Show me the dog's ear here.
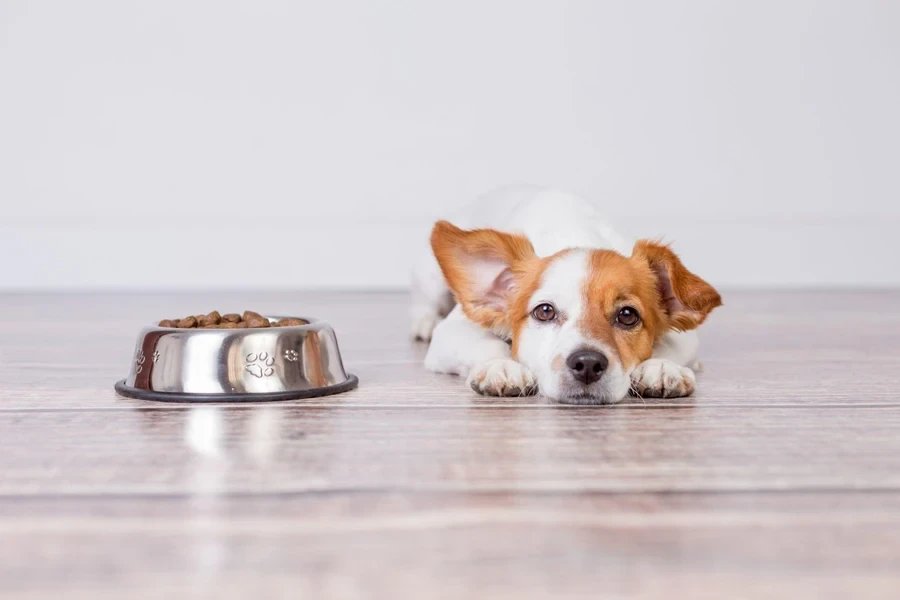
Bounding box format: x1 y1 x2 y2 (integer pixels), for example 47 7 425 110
430 220 537 333
632 240 722 331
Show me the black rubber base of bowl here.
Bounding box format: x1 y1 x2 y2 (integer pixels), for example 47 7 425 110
114 375 359 403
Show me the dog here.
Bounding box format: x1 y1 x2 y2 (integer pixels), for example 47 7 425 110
411 185 722 404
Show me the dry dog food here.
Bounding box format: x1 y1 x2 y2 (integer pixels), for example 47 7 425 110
159 311 307 329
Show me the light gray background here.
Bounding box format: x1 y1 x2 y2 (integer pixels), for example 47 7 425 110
1 0 898 289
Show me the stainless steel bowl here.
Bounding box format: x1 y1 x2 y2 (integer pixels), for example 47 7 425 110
115 316 358 402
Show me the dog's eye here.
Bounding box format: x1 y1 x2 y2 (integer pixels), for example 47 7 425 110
616 306 640 327
532 303 557 322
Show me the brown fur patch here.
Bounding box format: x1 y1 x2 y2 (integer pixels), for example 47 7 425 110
579 250 666 371
631 240 723 331
577 243 720 371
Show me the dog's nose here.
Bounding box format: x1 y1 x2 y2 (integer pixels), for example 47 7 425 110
566 350 608 385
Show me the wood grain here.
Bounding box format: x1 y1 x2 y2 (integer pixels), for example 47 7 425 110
0 290 899 599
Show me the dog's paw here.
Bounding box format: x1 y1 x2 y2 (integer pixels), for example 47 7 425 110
467 359 538 397
410 309 444 342
631 359 695 398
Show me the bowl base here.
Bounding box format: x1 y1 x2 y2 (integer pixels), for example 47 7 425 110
114 375 358 403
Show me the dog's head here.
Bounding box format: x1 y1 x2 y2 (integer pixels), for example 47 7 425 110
431 221 722 403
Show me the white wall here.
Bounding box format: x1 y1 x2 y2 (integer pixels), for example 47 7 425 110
1 0 898 289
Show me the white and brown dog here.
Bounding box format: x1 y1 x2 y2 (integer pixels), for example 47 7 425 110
411 185 722 404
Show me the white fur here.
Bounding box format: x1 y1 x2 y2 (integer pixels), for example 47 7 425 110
410 251 454 341
423 305 511 378
416 185 701 403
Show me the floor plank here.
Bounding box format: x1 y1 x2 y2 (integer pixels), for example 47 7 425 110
1 290 899 598
1 406 899 495
3 492 900 600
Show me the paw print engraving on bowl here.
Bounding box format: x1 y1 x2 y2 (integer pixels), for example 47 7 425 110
134 351 146 374
284 349 300 362
245 352 275 378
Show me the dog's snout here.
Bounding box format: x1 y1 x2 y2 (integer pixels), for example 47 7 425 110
566 350 608 385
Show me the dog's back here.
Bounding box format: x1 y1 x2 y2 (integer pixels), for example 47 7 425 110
444 185 632 256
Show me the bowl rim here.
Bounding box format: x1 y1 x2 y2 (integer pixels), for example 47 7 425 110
151 315 320 331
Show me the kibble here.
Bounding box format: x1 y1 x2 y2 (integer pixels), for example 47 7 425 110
197 310 222 327
275 318 306 327
159 311 307 329
242 310 263 323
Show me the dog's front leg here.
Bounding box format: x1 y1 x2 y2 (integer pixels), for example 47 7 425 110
424 306 537 397
631 330 700 398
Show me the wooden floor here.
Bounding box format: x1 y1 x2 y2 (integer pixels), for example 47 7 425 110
1 291 899 599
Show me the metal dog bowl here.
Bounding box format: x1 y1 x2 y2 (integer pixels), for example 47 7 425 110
115 316 358 402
